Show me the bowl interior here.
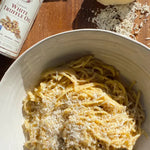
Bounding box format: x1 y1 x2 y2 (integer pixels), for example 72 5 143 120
0 30 150 150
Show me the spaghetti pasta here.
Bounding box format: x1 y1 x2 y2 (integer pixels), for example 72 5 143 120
23 55 145 150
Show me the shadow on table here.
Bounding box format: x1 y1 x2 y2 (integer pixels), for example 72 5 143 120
72 0 106 29
44 0 67 2
0 54 14 80
72 0 133 32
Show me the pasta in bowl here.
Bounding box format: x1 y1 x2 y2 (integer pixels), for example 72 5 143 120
0 29 150 150
23 55 145 150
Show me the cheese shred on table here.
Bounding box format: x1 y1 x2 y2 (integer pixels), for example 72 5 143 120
23 56 145 150
90 1 150 39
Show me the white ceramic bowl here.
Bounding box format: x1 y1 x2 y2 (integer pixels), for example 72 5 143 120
0 29 150 150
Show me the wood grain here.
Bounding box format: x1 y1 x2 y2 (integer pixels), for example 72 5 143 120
21 0 84 54
0 0 150 80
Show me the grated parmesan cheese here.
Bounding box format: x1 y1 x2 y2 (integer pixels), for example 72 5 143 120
89 2 150 39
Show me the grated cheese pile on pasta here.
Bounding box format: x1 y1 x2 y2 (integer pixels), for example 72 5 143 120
23 56 145 150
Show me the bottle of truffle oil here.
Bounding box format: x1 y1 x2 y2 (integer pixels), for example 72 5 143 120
0 0 43 58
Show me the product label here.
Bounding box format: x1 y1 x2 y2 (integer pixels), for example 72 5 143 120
0 0 43 58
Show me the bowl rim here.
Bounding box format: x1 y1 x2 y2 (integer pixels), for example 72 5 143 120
1 29 150 82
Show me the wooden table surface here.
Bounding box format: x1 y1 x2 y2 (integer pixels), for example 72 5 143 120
0 0 150 80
